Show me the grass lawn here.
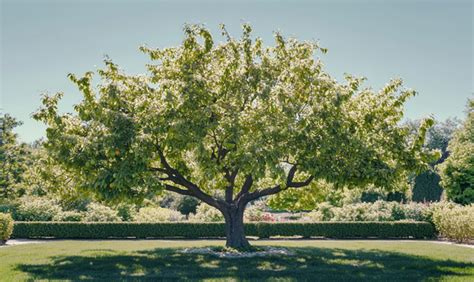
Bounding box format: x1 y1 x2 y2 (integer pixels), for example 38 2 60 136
0 240 473 281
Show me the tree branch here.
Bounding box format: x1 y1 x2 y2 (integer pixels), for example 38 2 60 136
164 184 192 196
154 145 227 211
150 167 169 174
244 166 314 202
286 165 297 187
235 174 253 201
287 175 314 188
224 168 238 203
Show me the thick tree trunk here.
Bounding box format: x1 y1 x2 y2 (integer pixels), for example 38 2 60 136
222 205 250 249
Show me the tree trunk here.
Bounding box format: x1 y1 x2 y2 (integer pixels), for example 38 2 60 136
223 205 250 249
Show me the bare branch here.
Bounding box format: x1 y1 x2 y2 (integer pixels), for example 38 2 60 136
244 167 314 203
235 174 253 202
164 184 192 196
224 168 238 203
286 165 297 187
245 184 282 202
288 175 314 188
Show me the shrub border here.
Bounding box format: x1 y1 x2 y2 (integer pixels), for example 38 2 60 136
12 221 435 239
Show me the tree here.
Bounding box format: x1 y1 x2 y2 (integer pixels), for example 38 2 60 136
159 192 200 216
19 144 94 210
408 118 460 202
438 99 474 204
0 113 31 199
34 24 436 248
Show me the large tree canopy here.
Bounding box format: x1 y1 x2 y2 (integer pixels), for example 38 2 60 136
34 24 436 248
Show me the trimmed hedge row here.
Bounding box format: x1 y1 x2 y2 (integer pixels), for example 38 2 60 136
12 221 435 239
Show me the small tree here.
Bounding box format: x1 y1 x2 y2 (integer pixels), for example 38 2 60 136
34 24 436 248
438 99 474 204
0 113 31 199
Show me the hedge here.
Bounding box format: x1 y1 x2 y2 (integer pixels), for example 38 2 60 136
12 221 435 239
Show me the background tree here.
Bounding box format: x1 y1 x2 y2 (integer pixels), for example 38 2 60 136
0 113 31 199
34 24 436 248
408 118 460 202
438 99 474 204
19 143 94 210
159 193 200 216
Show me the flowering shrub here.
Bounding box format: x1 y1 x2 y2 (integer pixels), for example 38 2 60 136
189 203 223 222
244 205 276 222
223 200 275 222
431 203 474 243
305 201 431 222
0 213 14 244
82 203 121 222
133 207 184 222
244 203 265 222
261 213 276 222
14 197 62 221
53 211 83 222
116 204 137 221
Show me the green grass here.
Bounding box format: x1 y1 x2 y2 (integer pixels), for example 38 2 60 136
0 240 473 281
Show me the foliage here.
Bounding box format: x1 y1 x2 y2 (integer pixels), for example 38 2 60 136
269 180 410 211
386 191 407 202
189 203 224 222
133 207 184 222
11 221 434 239
116 203 137 221
13 196 62 221
406 118 461 162
0 113 32 199
412 170 443 202
174 196 200 215
360 188 386 203
32 24 437 247
0 213 14 243
52 211 83 222
438 99 474 204
268 180 337 211
33 24 436 207
82 203 121 222
159 192 200 215
0 200 17 214
431 203 474 243
20 144 94 210
407 118 461 203
305 201 431 222
244 201 275 222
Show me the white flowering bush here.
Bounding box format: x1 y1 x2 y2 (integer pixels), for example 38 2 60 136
133 207 184 222
189 203 224 222
14 197 62 221
305 201 432 222
334 202 392 221
305 202 335 221
431 203 474 243
82 203 121 222
53 211 84 222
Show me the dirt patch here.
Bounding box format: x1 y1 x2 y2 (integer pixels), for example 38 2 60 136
180 246 295 258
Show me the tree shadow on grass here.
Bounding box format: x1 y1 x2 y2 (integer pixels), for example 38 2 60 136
16 247 474 281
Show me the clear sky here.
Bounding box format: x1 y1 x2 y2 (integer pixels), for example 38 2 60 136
1 0 473 143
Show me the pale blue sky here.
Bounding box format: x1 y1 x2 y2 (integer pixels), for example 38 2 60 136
1 0 473 143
